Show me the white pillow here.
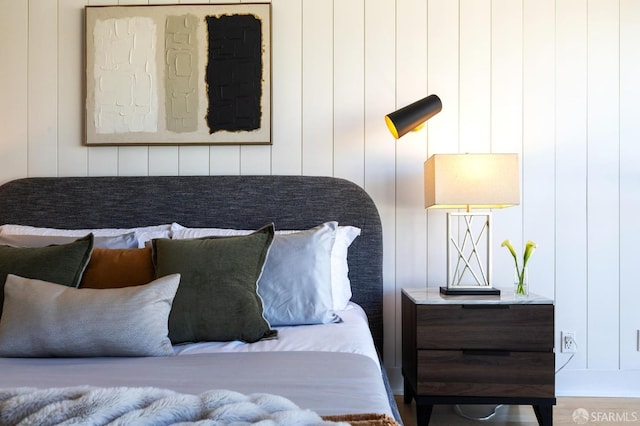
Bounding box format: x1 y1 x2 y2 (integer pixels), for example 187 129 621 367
171 222 360 310
0 224 171 248
330 225 360 309
0 232 138 249
260 222 339 325
0 274 180 357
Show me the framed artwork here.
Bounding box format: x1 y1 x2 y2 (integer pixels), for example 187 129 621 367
85 3 271 145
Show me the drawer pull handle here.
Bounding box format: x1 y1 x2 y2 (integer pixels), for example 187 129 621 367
462 350 511 357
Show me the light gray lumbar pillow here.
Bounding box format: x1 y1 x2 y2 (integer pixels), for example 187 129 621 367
0 273 181 357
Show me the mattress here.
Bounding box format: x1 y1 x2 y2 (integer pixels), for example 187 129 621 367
0 303 393 418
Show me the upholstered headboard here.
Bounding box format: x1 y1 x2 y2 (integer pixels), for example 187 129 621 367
0 176 384 351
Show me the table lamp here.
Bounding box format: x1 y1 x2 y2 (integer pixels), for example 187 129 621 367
424 153 520 295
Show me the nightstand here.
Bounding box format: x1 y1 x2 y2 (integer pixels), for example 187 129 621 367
401 288 555 426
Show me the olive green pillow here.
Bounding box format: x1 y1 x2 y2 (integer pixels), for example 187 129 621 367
0 234 94 319
152 224 275 344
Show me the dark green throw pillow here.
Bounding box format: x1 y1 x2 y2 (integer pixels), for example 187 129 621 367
152 224 275 344
0 234 94 319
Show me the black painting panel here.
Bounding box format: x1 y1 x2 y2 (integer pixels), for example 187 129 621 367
206 14 262 133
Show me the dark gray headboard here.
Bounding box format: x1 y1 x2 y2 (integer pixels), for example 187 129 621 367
0 176 384 351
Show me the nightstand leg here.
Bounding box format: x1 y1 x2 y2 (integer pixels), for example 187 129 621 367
533 404 553 426
403 378 413 404
415 403 433 426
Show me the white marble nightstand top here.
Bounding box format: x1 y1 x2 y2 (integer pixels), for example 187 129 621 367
402 287 554 305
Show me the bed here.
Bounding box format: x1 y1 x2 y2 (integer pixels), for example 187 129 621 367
0 175 401 425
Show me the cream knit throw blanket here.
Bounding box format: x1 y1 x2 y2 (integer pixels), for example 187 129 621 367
0 386 349 426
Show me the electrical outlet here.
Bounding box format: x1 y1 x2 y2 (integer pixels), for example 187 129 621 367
561 331 576 353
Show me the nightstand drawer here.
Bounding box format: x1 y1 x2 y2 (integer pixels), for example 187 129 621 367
416 349 555 398
416 304 554 351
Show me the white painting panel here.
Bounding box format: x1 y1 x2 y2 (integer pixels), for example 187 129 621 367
93 17 159 134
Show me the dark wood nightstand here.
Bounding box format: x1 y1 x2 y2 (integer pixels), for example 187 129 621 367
401 288 556 426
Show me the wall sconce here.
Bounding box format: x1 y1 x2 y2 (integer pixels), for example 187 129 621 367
385 94 442 139
424 153 520 295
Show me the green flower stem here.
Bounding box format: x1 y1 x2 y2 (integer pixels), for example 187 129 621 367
502 239 536 296
516 268 526 295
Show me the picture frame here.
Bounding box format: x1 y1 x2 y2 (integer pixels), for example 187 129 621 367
84 3 271 145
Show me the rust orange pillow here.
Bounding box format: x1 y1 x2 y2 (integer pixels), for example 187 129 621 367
80 247 155 289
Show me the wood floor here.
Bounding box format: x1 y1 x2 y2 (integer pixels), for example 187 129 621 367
395 396 640 426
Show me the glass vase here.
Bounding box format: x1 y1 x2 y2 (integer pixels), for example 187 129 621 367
514 267 529 297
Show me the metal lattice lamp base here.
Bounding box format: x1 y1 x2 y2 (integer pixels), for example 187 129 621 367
441 212 500 296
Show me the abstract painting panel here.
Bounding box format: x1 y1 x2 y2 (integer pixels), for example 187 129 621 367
85 4 271 145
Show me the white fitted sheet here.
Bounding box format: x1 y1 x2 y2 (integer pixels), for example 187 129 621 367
173 302 381 369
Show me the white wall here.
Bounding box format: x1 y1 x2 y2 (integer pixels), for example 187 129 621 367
1 0 639 397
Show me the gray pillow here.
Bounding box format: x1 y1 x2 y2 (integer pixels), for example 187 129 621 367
152 224 275 344
0 274 180 357
259 222 340 326
0 232 138 249
0 234 94 319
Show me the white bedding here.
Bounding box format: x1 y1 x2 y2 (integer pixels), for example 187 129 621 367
0 303 394 418
173 302 381 370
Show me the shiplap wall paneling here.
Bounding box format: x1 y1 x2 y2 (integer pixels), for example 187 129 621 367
149 146 179 175
364 0 396 365
459 0 490 153
88 147 117 177
490 0 524 289
59 0 89 176
6 4 28 178
179 146 210 175
151 0 209 176
271 0 302 175
522 0 556 299
301 0 333 177
86 0 120 176
209 146 239 175
0 2 28 182
173 0 214 176
238 0 272 176
119 147 150 176
394 0 428 369
333 0 365 187
239 146 271 175
455 0 492 284
620 0 640 370
586 0 620 370
555 0 588 370
170 0 213 176
28 0 58 177
115 1 152 177
426 0 459 289
156 0 241 175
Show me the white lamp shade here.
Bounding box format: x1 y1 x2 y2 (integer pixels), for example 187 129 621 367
424 153 520 209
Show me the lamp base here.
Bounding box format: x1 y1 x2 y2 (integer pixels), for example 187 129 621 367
439 286 501 296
